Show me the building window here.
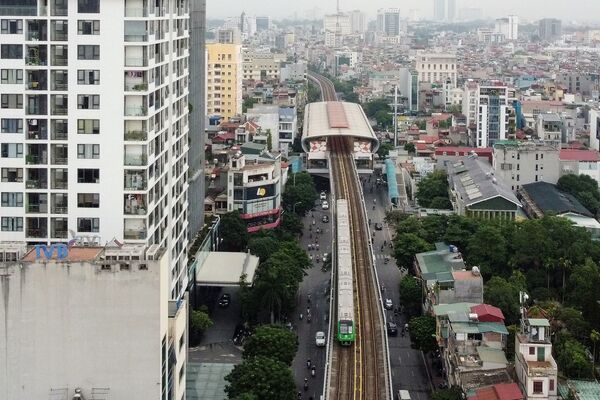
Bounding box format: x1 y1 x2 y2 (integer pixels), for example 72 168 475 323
1 94 23 109
77 193 99 208
533 381 543 394
77 94 100 109
1 192 23 207
1 217 23 231
1 143 23 158
1 44 22 59
549 379 554 391
77 69 99 85
1 168 23 182
78 0 100 13
77 144 100 159
78 20 100 35
1 118 23 133
1 69 23 84
1 19 23 34
77 119 99 134
77 45 100 60
529 347 535 355
77 168 99 183
77 217 99 232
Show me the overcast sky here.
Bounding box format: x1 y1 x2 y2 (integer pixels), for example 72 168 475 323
207 0 600 23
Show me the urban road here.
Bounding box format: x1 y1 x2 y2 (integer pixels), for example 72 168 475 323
291 180 431 400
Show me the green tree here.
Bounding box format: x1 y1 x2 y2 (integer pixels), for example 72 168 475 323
591 329 600 373
408 315 438 352
276 212 304 239
307 82 321 102
557 174 600 215
220 211 250 251
266 129 272 152
189 307 213 344
377 142 394 159
467 224 508 277
283 172 318 216
231 393 258 400
399 275 422 317
484 271 526 325
364 98 391 118
554 332 594 379
393 233 434 269
248 236 280 261
505 325 518 361
404 142 416 154
243 97 257 113
431 387 462 400
375 109 392 128
416 171 451 209
443 215 478 255
242 325 298 365
225 356 296 400
429 196 452 210
567 258 600 331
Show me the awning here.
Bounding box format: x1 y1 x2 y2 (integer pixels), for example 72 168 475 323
385 159 399 203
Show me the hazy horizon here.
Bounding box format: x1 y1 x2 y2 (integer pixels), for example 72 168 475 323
207 0 600 23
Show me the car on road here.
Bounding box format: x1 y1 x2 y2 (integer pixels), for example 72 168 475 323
323 253 329 262
386 322 398 336
315 331 326 347
375 222 383 230
322 215 329 223
384 298 393 310
218 293 231 307
320 191 327 200
397 390 411 400
321 200 329 210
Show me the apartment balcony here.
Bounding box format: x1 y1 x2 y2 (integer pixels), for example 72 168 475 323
124 0 149 17
26 20 47 41
125 82 149 92
51 205 67 214
124 33 148 42
26 70 48 90
26 95 48 115
26 199 48 214
51 104 68 116
26 217 48 238
124 153 147 166
51 218 68 239
51 172 68 190
26 144 48 165
26 120 48 140
50 1 68 16
50 54 67 67
50 145 68 165
124 170 147 190
26 168 48 189
125 105 148 117
124 194 147 215
125 57 148 67
124 219 147 240
124 130 147 141
25 44 48 66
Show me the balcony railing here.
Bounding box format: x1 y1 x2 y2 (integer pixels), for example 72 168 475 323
124 179 147 191
25 56 46 66
27 130 48 140
125 106 148 116
26 179 47 189
124 130 148 141
124 34 148 42
52 82 68 91
26 228 48 238
124 154 147 166
51 157 67 165
51 131 68 140
51 107 68 116
51 206 67 214
26 154 48 165
52 230 68 238
125 7 148 17
124 229 147 240
26 203 48 213
51 57 67 66
125 57 148 67
125 83 148 92
51 180 68 189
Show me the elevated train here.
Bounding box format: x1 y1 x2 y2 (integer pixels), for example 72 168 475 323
336 199 356 345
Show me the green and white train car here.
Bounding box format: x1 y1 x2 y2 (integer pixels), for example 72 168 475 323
336 199 356 345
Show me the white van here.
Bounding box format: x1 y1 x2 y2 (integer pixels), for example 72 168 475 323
397 390 410 400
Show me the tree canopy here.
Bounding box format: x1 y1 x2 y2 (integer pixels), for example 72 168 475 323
242 325 298 365
393 233 434 269
399 275 422 317
282 172 318 216
557 174 600 215
416 171 452 209
404 142 416 154
220 211 249 251
377 142 394 159
225 356 296 400
408 315 438 352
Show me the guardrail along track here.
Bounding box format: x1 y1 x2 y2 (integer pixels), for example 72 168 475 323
309 72 388 400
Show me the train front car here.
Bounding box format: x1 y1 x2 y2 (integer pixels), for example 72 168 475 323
336 199 356 345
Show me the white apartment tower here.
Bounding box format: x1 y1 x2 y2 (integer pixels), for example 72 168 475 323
415 53 457 86
376 8 401 37
495 15 519 40
0 0 191 299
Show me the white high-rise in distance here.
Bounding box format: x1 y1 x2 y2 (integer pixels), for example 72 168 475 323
0 0 191 300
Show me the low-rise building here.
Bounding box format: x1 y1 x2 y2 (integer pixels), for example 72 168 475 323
515 317 558 400
279 107 297 147
0 243 187 400
468 383 524 400
536 114 563 144
493 141 560 190
559 149 600 184
448 156 522 220
518 181 593 219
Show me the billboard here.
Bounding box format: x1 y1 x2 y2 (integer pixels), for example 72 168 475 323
245 184 276 200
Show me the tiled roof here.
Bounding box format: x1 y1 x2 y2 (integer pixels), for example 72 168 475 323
471 304 505 321
560 149 600 162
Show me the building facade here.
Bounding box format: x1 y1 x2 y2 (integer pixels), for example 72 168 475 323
348 10 366 34
376 8 401 37
470 84 516 148
433 0 456 22
495 15 519 40
242 50 280 82
206 42 242 120
415 53 457 86
492 141 560 190
0 243 187 400
0 0 190 299
323 13 350 47
539 18 562 41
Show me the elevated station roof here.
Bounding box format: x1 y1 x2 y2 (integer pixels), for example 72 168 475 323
302 101 379 153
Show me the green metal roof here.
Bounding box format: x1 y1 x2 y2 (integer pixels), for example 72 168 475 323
433 302 478 317
477 346 508 365
415 243 465 283
529 318 550 327
450 321 508 335
559 380 600 400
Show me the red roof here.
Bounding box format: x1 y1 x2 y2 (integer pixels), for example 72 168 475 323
560 149 600 162
419 134 439 144
471 304 505 322
434 146 493 155
212 132 235 143
468 383 523 400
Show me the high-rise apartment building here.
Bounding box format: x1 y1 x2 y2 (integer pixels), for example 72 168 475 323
349 10 366 33
323 13 351 47
255 16 271 32
495 15 519 40
463 83 516 147
206 42 242 120
415 53 457 86
539 18 562 41
0 0 191 299
376 8 400 36
433 0 456 22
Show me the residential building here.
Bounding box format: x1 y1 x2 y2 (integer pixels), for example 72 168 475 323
447 156 522 220
495 16 519 41
323 13 350 47
560 149 600 184
414 243 483 313
435 147 494 168
188 0 207 241
348 10 366 34
246 104 280 150
280 61 307 83
462 83 516 148
0 0 191 300
242 50 280 82
535 113 563 144
555 72 600 97
589 108 600 151
468 383 524 400
376 8 401 37
433 302 511 394
515 316 558 400
217 27 241 44
416 53 457 86
518 181 595 219
492 141 560 190
278 107 297 147
0 243 187 399
538 18 562 41
255 16 270 32
207 42 243 120
433 0 457 22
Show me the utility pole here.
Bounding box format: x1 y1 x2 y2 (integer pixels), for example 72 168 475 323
394 84 398 148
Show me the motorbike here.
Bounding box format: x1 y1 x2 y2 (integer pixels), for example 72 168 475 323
311 366 316 377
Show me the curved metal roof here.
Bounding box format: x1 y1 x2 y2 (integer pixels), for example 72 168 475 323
302 101 379 153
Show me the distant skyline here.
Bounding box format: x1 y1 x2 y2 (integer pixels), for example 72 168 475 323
207 0 600 23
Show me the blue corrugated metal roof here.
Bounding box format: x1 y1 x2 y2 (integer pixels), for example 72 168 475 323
385 159 399 200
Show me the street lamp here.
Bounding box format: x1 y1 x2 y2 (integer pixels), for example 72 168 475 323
292 201 302 214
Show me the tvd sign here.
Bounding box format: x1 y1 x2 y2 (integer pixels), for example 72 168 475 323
245 184 275 200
